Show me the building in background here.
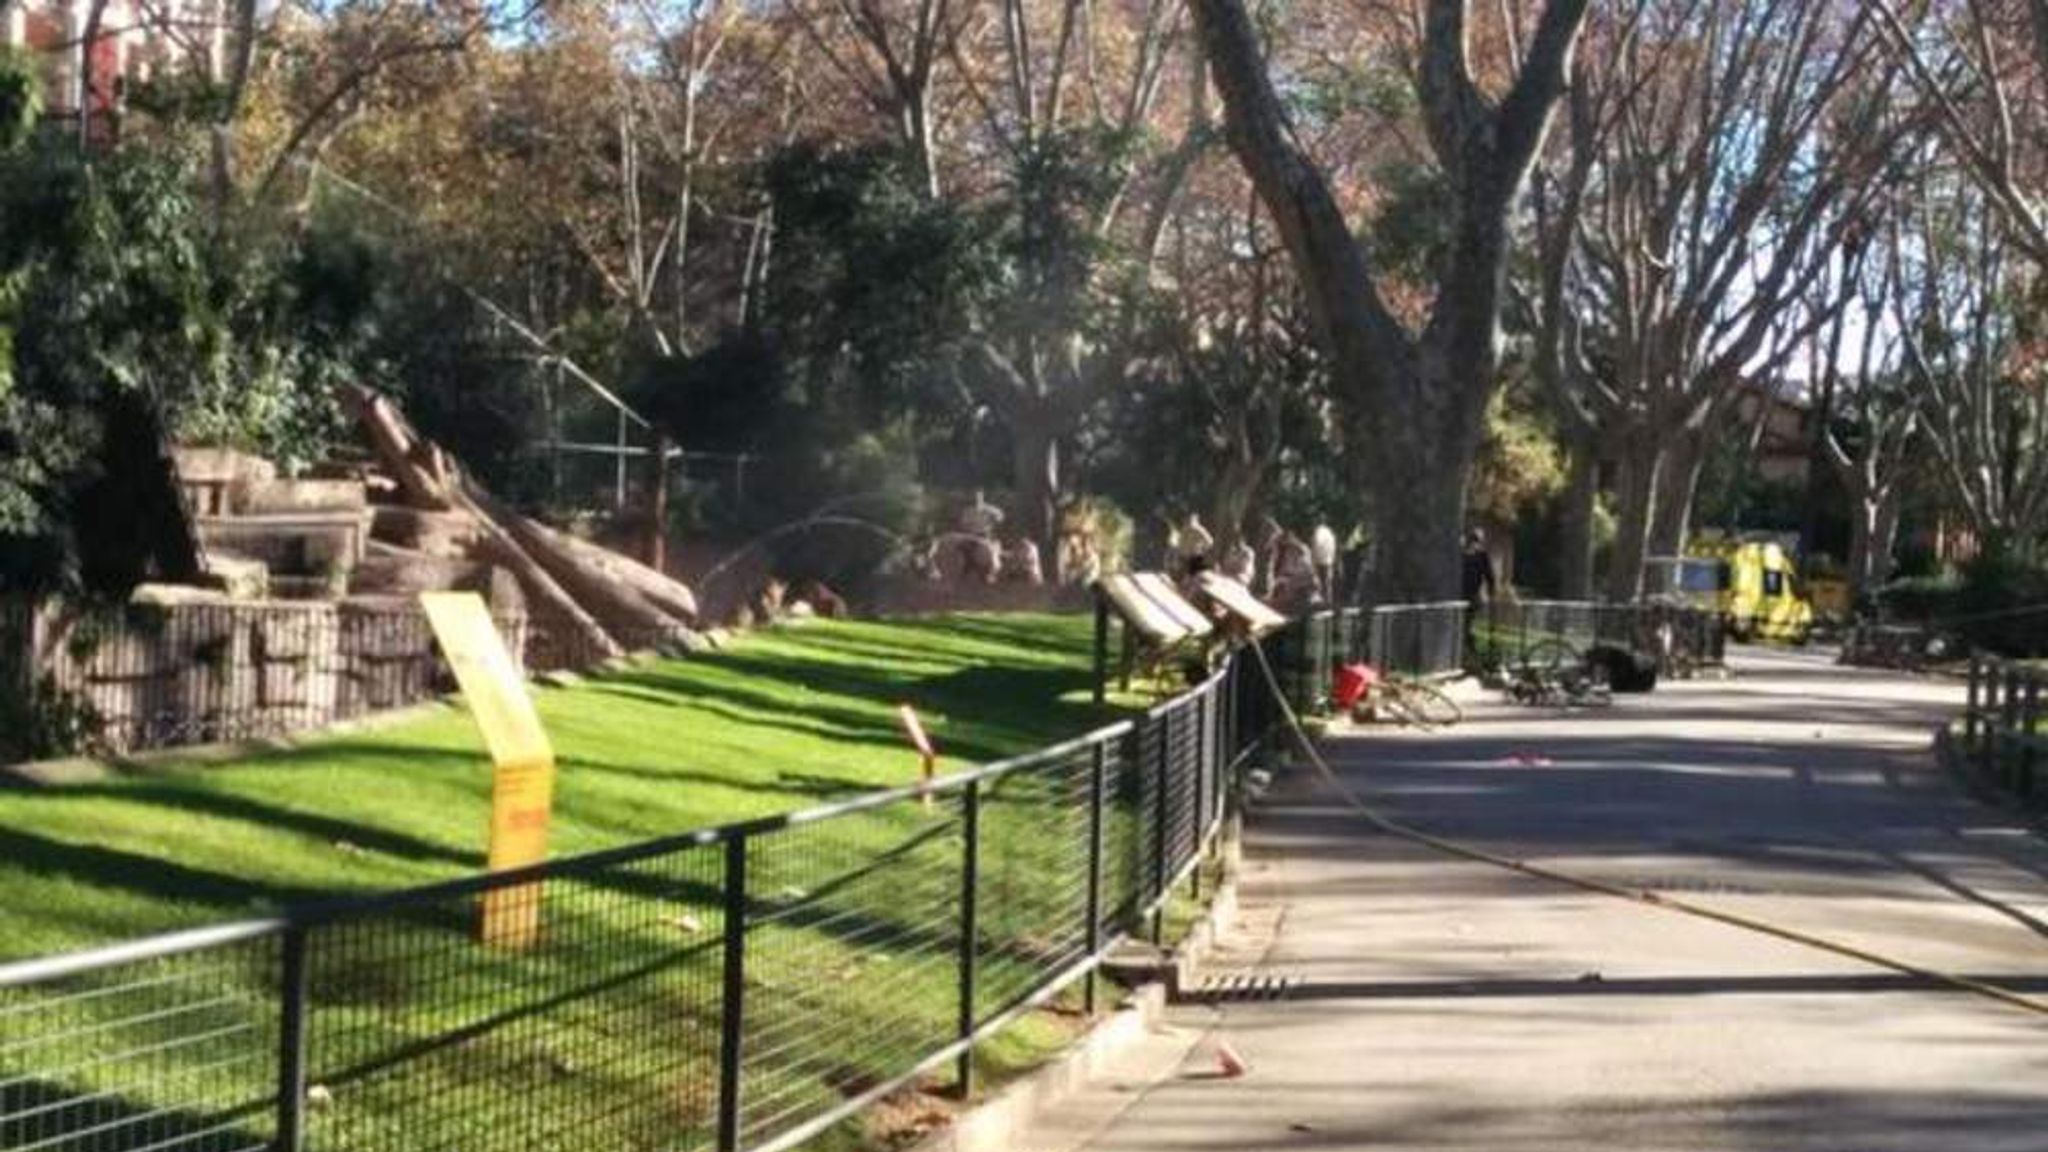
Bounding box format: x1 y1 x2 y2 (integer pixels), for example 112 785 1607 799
2 0 223 135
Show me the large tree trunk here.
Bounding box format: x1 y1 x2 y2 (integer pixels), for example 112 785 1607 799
1209 459 1261 556
1648 431 1707 560
1845 490 1877 604
1010 405 1062 578
1558 434 1599 599
1606 431 1659 601
1873 489 1903 589
1367 353 1485 602
1189 0 1588 606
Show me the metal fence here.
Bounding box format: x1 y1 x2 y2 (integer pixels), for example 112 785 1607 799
1269 603 1468 713
0 648 1278 1152
1959 654 2046 805
1474 600 1727 675
0 598 698 761
1268 599 1729 715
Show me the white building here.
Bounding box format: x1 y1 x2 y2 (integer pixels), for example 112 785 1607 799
2 0 223 121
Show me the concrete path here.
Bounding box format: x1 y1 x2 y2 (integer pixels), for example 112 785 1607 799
1032 647 2048 1152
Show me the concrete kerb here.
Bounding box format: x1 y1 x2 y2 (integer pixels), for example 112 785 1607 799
904 825 1250 1152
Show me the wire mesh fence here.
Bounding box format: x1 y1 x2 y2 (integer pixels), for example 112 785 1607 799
0 598 705 761
1474 601 1727 675
0 646 1278 1152
1268 599 1728 717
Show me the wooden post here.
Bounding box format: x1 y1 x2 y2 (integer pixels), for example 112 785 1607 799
614 408 629 512
2015 668 2031 795
648 435 671 573
1092 592 1110 705
2001 664 2022 784
1965 653 1982 751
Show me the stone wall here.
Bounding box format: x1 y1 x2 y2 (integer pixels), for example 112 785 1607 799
4 598 529 756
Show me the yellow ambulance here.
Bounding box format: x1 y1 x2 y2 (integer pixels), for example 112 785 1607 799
1646 538 1814 644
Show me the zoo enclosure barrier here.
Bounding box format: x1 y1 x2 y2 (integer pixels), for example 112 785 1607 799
1959 653 2047 805
0 596 699 761
0 644 1287 1152
1477 600 1728 674
1274 599 1728 714
1271 602 1467 712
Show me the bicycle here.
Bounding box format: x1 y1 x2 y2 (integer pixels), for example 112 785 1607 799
1501 638 1610 708
1356 673 1464 729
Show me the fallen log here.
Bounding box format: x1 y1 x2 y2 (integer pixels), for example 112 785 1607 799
343 386 626 660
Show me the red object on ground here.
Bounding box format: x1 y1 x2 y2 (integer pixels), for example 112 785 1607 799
1332 663 1380 712
1215 1040 1250 1078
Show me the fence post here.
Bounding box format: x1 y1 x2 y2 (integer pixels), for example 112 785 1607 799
2001 664 2022 783
716 835 749 1152
1092 594 1110 706
275 924 310 1152
1152 710 1171 946
1988 662 2006 776
1965 654 1982 751
1191 689 1211 901
1083 738 1106 1016
956 779 982 1098
2023 676 2041 797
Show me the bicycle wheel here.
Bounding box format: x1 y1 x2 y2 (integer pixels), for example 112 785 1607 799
1387 679 1464 729
1521 636 1582 675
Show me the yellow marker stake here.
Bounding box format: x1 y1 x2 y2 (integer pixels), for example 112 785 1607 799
420 592 557 948
898 704 938 809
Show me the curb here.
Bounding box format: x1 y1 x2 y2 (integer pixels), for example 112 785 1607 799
905 828 1246 1152
905 982 1171 1152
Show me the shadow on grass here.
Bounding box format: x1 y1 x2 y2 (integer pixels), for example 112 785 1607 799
55 781 485 870
0 1076 271 1152
0 827 328 915
597 657 1111 766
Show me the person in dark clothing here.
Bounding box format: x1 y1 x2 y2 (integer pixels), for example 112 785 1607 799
1461 528 1496 653
1461 529 1496 603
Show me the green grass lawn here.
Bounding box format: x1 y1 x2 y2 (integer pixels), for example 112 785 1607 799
1 612 1194 1152
0 612 1114 959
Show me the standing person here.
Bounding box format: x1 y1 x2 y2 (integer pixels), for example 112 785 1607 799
1272 530 1320 613
957 492 1004 583
1253 516 1284 596
1461 528 1497 648
1311 522 1339 603
1220 535 1257 585
1176 513 1215 576
1004 535 1045 585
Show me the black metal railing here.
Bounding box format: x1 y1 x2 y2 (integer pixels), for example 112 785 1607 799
1267 603 1469 714
1473 600 1727 674
0 645 1282 1152
1267 599 1727 716
1960 653 2045 806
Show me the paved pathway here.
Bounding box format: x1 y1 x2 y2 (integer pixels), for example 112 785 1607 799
1033 647 2048 1152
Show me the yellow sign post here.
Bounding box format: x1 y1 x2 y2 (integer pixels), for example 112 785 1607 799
420 592 557 948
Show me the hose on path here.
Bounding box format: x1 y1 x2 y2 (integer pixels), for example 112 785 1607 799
1241 637 2048 1019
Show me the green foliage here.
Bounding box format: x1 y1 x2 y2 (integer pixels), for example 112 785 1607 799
0 675 106 762
0 46 39 155
1366 159 1455 283
0 142 386 590
1469 390 1565 528
1879 544 2048 655
760 143 997 421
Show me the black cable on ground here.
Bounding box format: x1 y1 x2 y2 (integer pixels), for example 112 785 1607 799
1243 637 2048 1019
